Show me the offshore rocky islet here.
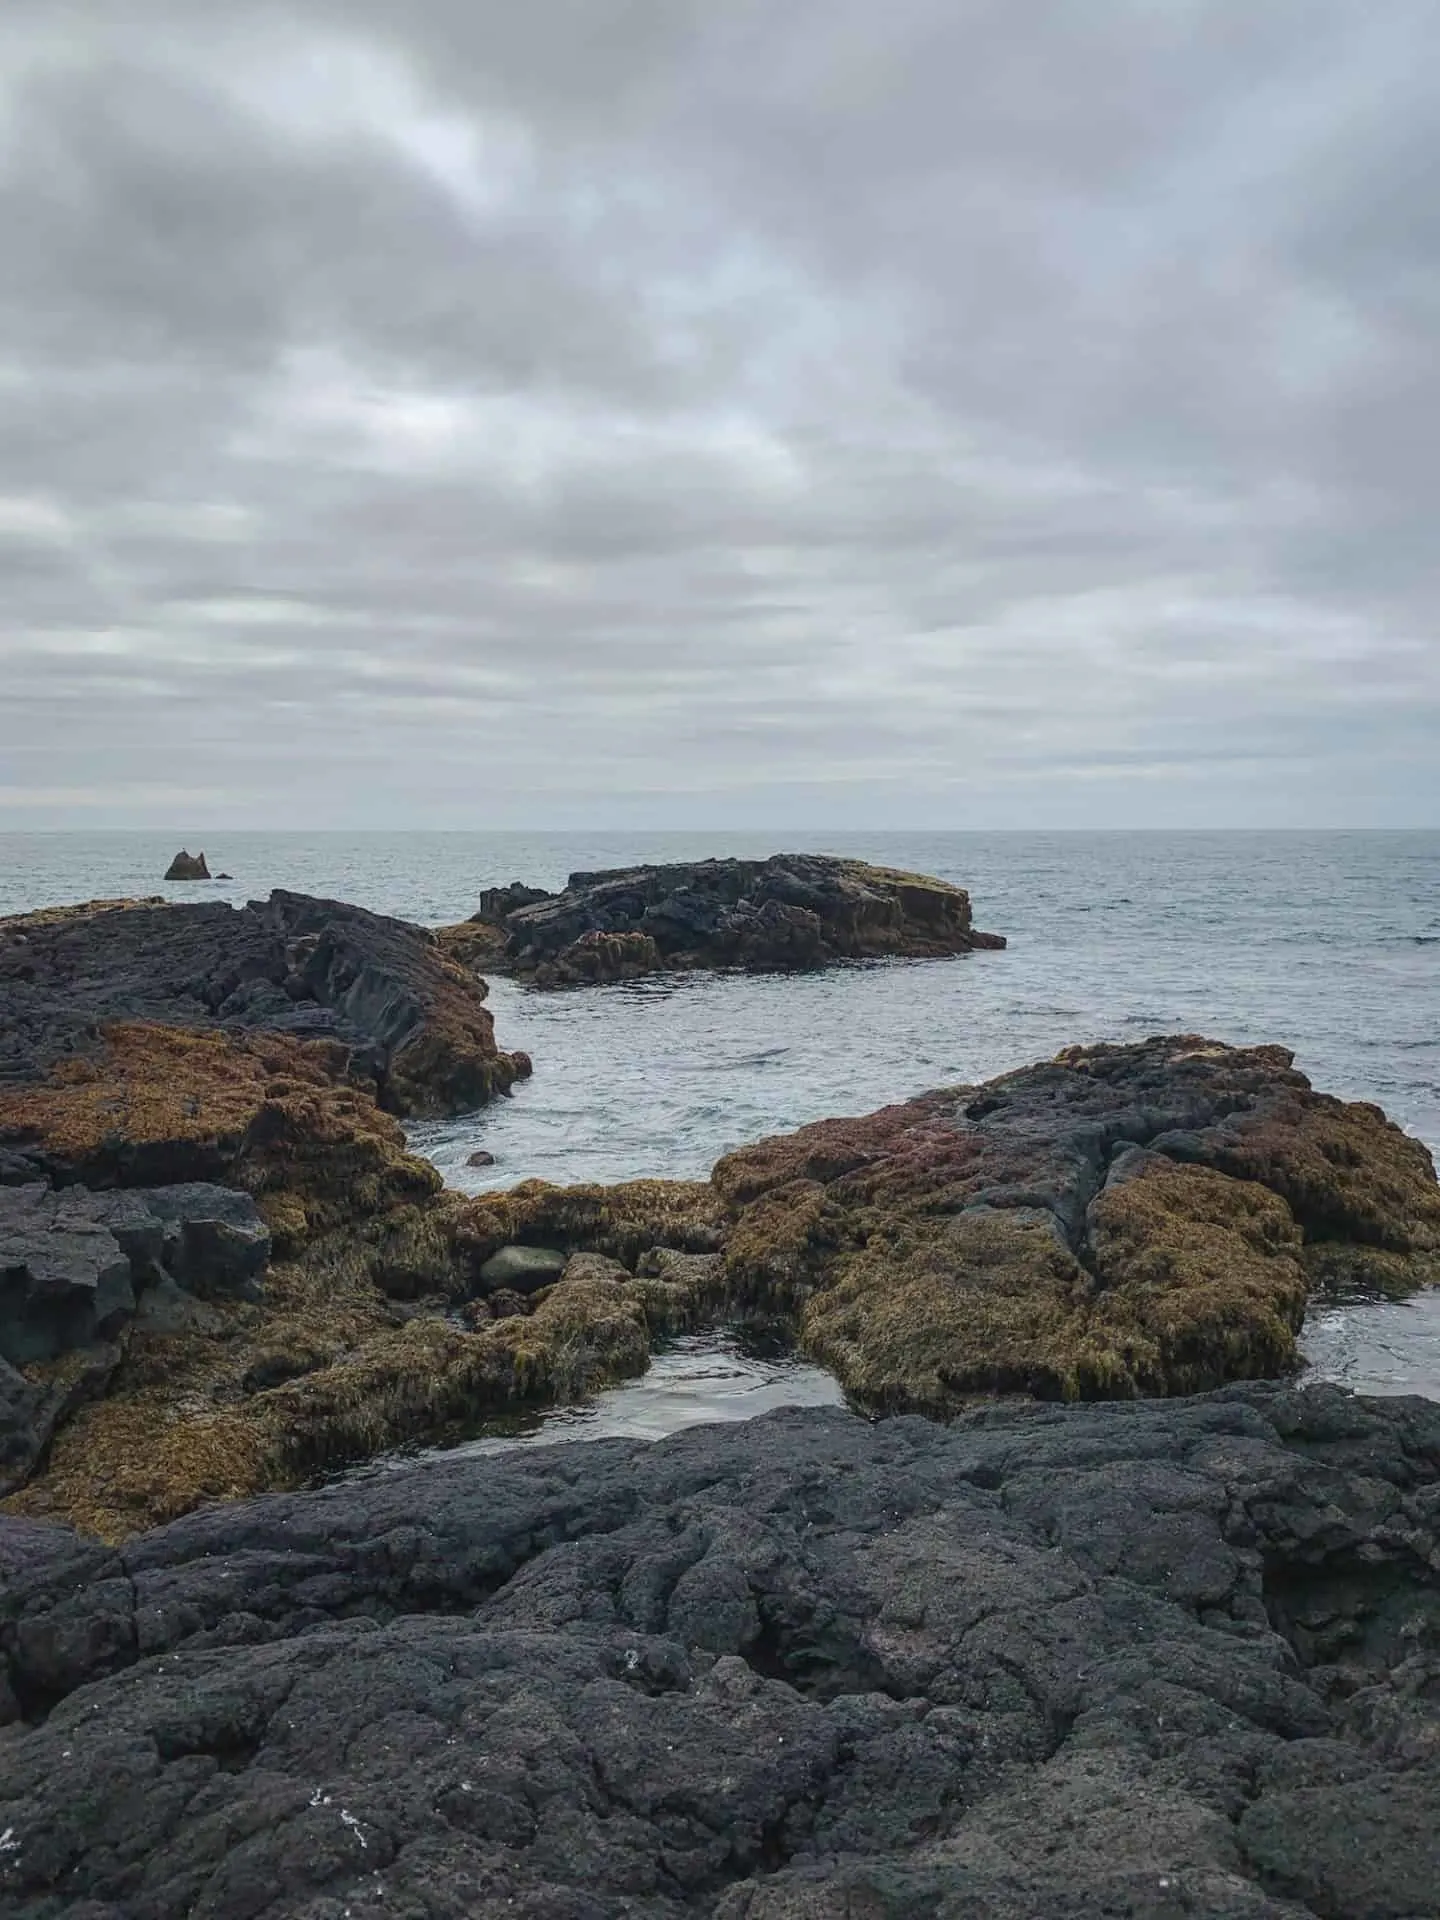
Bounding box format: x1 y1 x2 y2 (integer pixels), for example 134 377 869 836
434 851 1006 986
0 860 1438 1914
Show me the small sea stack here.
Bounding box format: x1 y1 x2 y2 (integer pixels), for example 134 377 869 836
437 852 1007 986
163 849 210 880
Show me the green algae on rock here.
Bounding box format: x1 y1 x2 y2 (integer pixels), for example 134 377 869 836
714 1035 1440 1411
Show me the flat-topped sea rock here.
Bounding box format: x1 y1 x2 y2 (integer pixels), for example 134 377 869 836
0 1383 1436 1917
438 852 1006 985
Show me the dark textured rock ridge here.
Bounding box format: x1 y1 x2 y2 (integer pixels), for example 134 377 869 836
0 1383 1436 1917
440 853 1005 986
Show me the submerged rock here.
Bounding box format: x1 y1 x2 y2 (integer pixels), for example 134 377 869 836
163 848 210 880
438 852 1006 985
0 1383 1435 1917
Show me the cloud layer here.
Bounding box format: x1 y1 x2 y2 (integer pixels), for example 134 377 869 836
2 0 1437 827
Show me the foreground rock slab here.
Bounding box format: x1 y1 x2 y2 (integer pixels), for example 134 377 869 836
1 1383 1437 1918
439 853 1005 985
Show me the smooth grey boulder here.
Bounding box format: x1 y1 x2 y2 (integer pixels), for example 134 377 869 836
477 1243 568 1294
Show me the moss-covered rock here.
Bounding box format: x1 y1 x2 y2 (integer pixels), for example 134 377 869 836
6 1025 1436 1541
713 1036 1439 1413
0 889 531 1119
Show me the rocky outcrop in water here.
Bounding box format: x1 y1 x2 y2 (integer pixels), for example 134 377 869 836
0 894 537 1532
0 890 530 1119
5 1031 1440 1541
1 1383 1436 1918
439 854 1006 986
462 1035 1440 1414
162 849 209 880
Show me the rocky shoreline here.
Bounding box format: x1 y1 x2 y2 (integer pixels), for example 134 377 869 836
2 880 1439 1914
1 1383 1437 1916
436 853 1006 986
0 886 1435 1539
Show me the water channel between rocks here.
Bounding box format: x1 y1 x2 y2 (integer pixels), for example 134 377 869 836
345 1298 1440 1483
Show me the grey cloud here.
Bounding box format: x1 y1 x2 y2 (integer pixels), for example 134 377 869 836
0 0 1436 828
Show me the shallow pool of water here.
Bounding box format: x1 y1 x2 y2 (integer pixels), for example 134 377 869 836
346 1329 847 1478
339 1291 1436 1485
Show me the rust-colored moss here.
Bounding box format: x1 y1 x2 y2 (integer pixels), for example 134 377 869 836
432 920 509 972
383 945 532 1114
1084 1161 1309 1394
1195 1097 1440 1278
0 897 166 935
801 1211 1096 1411
454 1177 722 1273
0 1021 440 1236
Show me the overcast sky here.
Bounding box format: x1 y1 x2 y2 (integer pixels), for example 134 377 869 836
1 2 1436 830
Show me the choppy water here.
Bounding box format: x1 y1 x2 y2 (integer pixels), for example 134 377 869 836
3 829 1438 1416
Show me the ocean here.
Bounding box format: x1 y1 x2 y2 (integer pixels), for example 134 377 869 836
3 828 1438 1416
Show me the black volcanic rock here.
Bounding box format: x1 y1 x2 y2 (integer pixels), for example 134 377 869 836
163 849 210 880
0 1180 270 1418
0 1183 136 1366
443 853 1006 986
0 889 529 1117
0 1383 1436 1917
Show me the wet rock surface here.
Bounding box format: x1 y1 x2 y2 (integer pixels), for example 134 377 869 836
440 854 1005 986
0 1383 1436 1918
